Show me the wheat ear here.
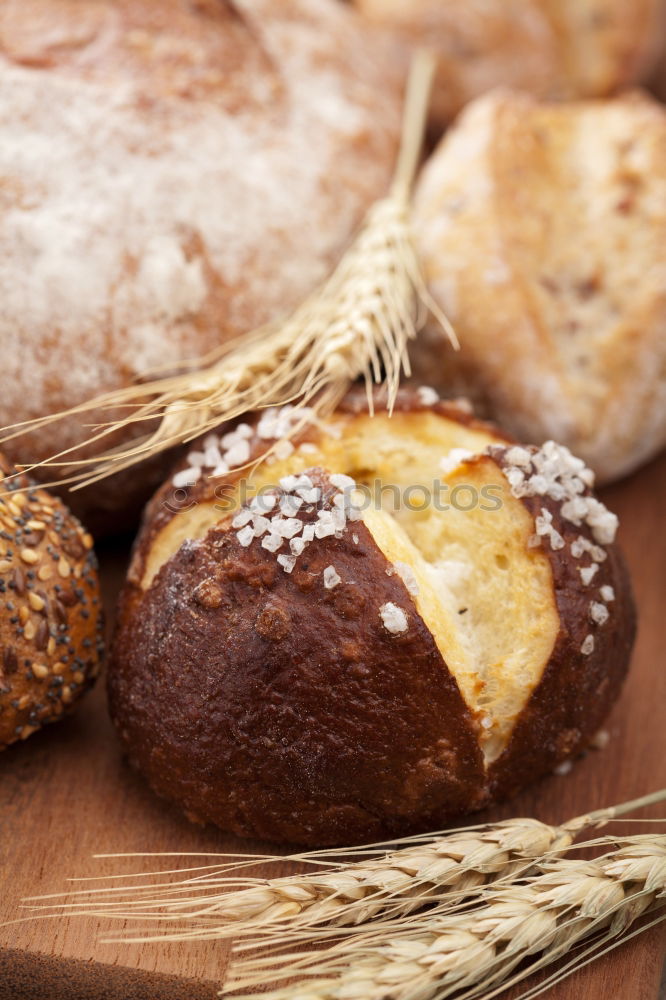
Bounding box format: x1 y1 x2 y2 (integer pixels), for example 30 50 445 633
0 52 453 493
19 790 666 946
224 834 666 1000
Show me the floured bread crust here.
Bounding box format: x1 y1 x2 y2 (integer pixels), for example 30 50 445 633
108 389 635 844
354 0 665 127
412 89 666 484
0 0 401 530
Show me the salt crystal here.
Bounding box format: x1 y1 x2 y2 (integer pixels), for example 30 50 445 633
224 440 251 467
261 534 283 553
393 561 420 596
172 467 201 488
323 565 341 589
330 473 356 491
416 386 439 405
589 601 610 626
236 525 254 547
581 634 595 655
274 439 294 460
579 564 599 586
252 515 271 537
232 508 253 528
277 553 296 574
600 585 615 602
554 760 573 776
440 448 474 476
379 602 408 635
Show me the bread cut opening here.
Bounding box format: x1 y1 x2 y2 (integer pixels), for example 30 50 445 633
142 410 559 763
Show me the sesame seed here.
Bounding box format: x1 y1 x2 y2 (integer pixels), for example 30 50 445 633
0 560 11 573
32 663 49 679
28 592 45 612
57 558 71 578
23 620 36 641
20 548 38 564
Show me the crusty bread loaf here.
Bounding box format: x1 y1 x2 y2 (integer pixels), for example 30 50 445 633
412 89 666 484
108 388 634 845
354 0 665 127
0 457 103 750
0 0 401 531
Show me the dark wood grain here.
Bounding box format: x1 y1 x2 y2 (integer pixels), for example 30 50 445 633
1 452 665 998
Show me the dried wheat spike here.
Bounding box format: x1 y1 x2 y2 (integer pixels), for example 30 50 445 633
225 835 666 1000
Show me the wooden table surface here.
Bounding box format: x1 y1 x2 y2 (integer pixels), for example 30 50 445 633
1 452 665 1000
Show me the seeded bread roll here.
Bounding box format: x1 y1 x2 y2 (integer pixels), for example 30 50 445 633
353 0 666 128
412 89 666 484
0 0 401 533
0 457 103 750
108 389 634 845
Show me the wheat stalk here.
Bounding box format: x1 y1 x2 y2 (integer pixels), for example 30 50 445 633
19 790 666 948
224 835 666 1000
0 51 454 493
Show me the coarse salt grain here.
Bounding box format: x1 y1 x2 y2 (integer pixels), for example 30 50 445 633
274 439 294 460
554 760 573 776
439 448 474 476
236 525 254 547
589 601 610 626
590 729 610 750
379 602 408 635
581 634 595 655
579 564 599 586
262 533 283 553
600 585 615 602
232 508 253 528
492 441 618 547
416 386 439 406
277 553 296 574
323 565 341 589
393 561 420 596
172 467 200 488
224 440 251 467
329 473 356 491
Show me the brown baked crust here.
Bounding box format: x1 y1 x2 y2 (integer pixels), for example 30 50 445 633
487 448 636 798
0 458 104 749
109 391 634 844
354 0 665 127
0 0 401 531
111 469 486 845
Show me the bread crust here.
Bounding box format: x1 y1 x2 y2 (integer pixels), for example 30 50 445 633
0 0 401 531
109 391 635 844
354 0 665 127
413 89 666 484
0 458 104 749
